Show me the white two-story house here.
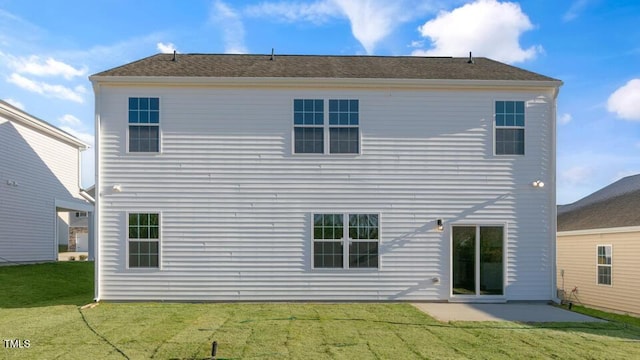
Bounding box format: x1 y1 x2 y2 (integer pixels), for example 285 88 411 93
90 54 561 301
0 100 93 264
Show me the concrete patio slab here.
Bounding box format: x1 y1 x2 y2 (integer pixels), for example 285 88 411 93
413 302 605 322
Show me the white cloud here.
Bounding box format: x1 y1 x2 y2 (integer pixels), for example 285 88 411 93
157 42 177 54
3 98 24 110
244 0 438 54
7 73 85 103
58 114 82 126
563 0 591 22
559 113 572 125
245 1 339 24
331 0 403 54
210 0 248 54
413 0 541 64
7 55 87 80
607 79 640 121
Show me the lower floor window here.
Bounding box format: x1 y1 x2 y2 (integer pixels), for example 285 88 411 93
313 213 379 269
128 213 160 268
597 245 612 285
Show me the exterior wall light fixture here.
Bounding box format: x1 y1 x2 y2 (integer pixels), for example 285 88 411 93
532 180 545 188
436 219 444 231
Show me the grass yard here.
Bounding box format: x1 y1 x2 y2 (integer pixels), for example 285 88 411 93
1 263 640 359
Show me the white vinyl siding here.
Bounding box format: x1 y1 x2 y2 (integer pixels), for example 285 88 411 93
96 85 556 301
0 116 85 263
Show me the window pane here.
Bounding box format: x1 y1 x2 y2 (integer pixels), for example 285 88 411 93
129 125 160 153
139 97 149 110
150 111 159 124
149 226 159 239
329 127 359 154
480 226 503 295
314 241 343 268
349 241 378 268
129 98 138 110
495 129 524 155
598 266 611 285
150 97 159 110
129 240 159 268
294 127 324 154
129 226 139 239
453 226 476 295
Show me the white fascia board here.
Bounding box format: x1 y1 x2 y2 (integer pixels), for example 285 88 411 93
55 198 94 212
89 76 563 91
558 226 640 237
0 101 89 150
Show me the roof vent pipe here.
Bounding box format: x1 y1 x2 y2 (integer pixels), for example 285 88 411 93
270 48 275 61
467 51 474 64
172 50 177 62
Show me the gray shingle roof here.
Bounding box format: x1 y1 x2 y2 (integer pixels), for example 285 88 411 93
91 53 560 82
557 174 640 231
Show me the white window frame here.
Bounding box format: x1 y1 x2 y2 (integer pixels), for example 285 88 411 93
494 100 525 156
596 244 612 286
311 212 380 270
292 99 362 156
126 212 162 270
126 96 162 154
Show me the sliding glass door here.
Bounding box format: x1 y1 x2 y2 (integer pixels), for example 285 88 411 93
452 225 504 296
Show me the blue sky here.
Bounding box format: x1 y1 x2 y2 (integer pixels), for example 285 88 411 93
1 0 639 204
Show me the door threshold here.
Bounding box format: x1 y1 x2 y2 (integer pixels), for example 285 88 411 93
448 298 507 304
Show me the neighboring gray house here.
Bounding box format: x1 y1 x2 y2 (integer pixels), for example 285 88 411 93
0 100 93 263
557 174 640 315
90 54 561 301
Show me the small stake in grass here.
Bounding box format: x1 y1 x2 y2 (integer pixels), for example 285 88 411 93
211 341 218 360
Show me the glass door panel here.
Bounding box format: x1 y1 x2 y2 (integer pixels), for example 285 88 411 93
480 226 504 295
452 226 476 295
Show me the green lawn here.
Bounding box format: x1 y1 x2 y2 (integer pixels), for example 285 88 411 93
1 263 640 359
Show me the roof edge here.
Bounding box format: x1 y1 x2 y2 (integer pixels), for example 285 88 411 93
558 225 640 236
89 75 563 89
0 100 89 150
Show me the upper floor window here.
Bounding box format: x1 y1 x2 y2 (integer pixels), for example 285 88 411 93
495 100 524 155
597 245 612 285
294 99 324 154
129 97 159 153
293 99 360 155
329 99 359 154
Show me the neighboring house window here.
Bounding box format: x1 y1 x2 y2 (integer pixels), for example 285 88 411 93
329 99 359 154
312 213 379 269
128 213 159 268
597 245 612 285
75 211 87 218
495 100 524 155
129 97 159 152
293 99 360 154
294 99 324 154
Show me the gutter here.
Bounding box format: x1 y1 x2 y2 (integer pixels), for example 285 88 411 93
79 189 95 204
